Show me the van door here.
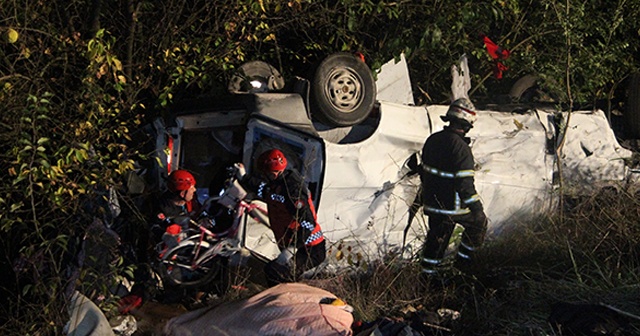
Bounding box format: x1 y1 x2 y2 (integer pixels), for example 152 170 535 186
240 115 326 260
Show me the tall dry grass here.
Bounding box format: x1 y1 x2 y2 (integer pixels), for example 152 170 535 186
135 186 640 335
13 186 638 335
306 186 640 334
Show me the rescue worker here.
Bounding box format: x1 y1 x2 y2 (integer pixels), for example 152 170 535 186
238 148 326 286
418 97 487 276
149 169 202 244
124 169 203 306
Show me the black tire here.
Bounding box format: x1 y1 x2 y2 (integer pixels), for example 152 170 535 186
158 240 224 288
228 60 285 93
624 72 640 138
202 256 230 296
310 52 376 127
509 74 538 102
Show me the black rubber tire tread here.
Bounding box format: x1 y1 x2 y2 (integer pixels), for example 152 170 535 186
624 72 640 138
310 52 376 127
158 240 223 288
228 60 285 93
509 74 538 102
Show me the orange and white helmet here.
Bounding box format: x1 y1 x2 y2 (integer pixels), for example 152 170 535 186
441 98 477 125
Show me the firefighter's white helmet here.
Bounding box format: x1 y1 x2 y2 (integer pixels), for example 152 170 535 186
441 97 477 125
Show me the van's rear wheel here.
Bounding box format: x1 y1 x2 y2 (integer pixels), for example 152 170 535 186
310 52 376 127
509 75 538 103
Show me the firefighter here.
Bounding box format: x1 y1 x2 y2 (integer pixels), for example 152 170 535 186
149 169 202 244
238 148 326 286
123 169 203 306
418 98 488 276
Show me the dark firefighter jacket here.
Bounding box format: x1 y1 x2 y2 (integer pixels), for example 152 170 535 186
242 169 324 250
149 191 201 242
420 126 482 215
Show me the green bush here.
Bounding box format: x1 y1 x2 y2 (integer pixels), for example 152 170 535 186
2 1 640 334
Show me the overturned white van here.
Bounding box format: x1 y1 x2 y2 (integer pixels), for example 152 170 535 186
147 54 635 266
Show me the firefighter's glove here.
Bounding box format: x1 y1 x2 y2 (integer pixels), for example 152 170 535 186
234 163 247 179
468 203 487 226
406 152 420 175
275 246 297 266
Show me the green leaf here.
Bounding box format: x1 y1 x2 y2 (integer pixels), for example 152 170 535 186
22 284 32 296
13 174 27 185
10 202 23 212
75 150 85 162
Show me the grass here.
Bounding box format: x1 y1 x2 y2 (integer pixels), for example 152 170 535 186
137 185 640 335
4 186 640 335
303 186 640 335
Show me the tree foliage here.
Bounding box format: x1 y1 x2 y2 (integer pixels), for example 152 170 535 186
1 0 639 333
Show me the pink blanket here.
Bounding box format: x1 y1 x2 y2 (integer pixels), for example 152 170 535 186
162 283 354 336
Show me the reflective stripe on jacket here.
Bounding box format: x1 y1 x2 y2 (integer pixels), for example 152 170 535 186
249 169 324 249
420 127 481 215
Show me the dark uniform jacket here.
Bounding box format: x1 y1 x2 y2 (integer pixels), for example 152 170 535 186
242 169 324 250
420 126 482 215
148 191 201 242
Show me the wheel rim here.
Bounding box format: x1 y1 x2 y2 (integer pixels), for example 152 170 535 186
162 247 218 286
323 67 364 113
162 254 198 285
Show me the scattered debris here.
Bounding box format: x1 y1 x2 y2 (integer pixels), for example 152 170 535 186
549 302 630 336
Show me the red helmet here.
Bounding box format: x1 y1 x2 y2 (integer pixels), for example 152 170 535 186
258 149 288 173
168 169 196 192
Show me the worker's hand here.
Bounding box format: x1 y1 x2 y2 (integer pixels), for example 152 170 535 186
468 202 487 225
234 163 246 179
275 246 297 266
406 152 420 174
